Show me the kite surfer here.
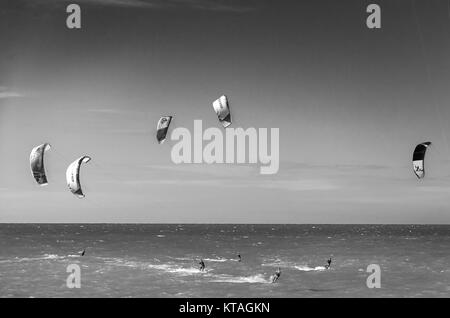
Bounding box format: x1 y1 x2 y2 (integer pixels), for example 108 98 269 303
271 267 281 283
199 259 205 271
325 257 332 269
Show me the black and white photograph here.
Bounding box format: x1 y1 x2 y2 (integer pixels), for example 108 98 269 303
0 0 449 304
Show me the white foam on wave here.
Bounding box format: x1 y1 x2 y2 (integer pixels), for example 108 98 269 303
99 256 212 276
169 256 196 261
1 254 67 263
147 264 212 276
170 256 236 263
43 254 61 260
210 274 271 284
0 259 13 264
203 258 228 262
294 265 326 272
262 259 327 272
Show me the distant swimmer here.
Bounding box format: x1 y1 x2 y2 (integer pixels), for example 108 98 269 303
237 254 242 262
199 259 206 271
325 258 332 269
271 267 281 283
81 249 85 256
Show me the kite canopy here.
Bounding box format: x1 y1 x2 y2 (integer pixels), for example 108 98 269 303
156 116 173 144
412 142 432 179
30 143 51 186
66 156 91 198
212 95 232 128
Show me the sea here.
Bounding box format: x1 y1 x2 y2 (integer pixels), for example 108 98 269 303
0 224 449 298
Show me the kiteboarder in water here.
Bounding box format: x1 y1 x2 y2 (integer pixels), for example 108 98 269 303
271 268 281 283
81 249 85 256
199 259 205 271
325 258 332 269
237 254 242 262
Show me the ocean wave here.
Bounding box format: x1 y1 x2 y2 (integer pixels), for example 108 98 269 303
203 258 228 262
147 264 211 275
168 256 196 261
170 256 237 263
294 265 326 272
0 254 66 263
210 274 271 284
262 260 327 272
43 254 61 260
261 259 290 267
99 257 211 276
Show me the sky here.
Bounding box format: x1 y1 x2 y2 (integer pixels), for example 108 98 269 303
1 0 450 223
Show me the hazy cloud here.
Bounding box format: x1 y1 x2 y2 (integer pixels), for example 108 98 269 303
416 185 450 193
87 108 123 114
121 178 226 187
0 87 22 99
106 128 148 134
257 179 338 192
281 161 391 171
143 164 258 178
